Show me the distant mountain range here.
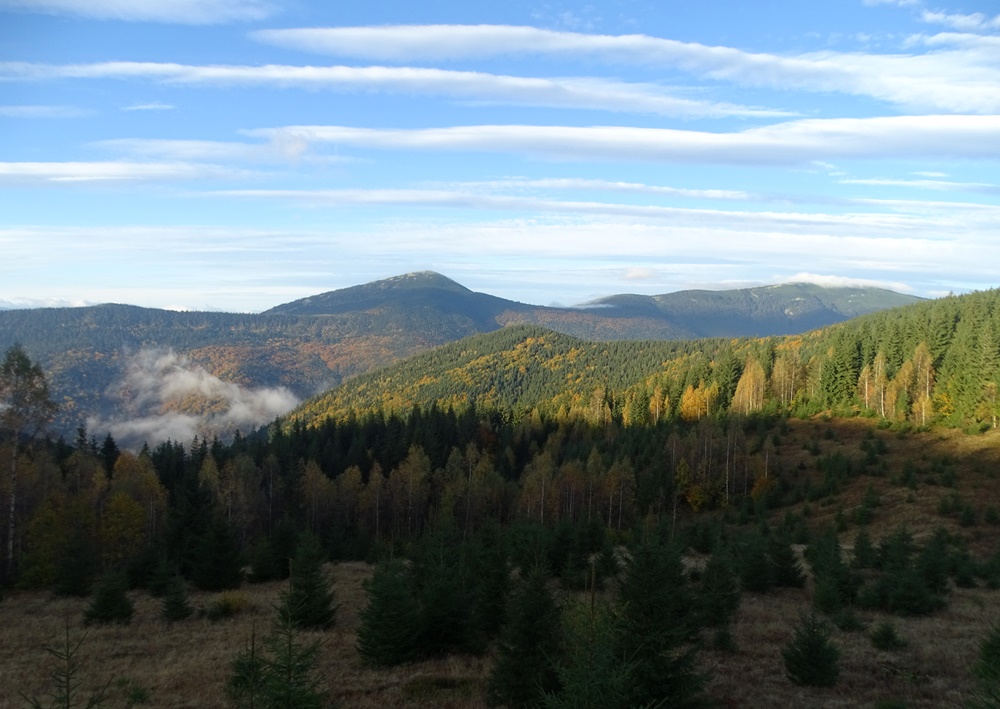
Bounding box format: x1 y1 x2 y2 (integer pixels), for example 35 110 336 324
0 272 921 443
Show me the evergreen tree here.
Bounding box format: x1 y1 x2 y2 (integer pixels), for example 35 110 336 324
699 546 741 627
53 532 97 598
279 532 336 630
227 615 328 709
782 612 840 687
770 536 806 588
971 622 1000 708
191 516 243 592
543 599 631 709
20 620 112 709
356 559 422 666
161 576 193 623
487 566 562 708
84 571 134 625
617 536 704 708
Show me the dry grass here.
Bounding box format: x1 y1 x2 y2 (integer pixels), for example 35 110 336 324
0 563 490 709
3 418 1000 708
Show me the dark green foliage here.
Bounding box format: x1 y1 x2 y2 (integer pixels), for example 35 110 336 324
782 612 840 687
227 616 328 709
971 622 1000 708
617 536 705 709
20 620 112 709
84 571 134 626
870 620 906 651
466 523 510 640
487 567 562 708
807 526 858 615
279 533 336 631
769 537 806 589
852 528 878 570
739 532 775 593
858 526 948 616
356 560 422 667
248 539 281 584
146 556 177 598
699 546 741 627
191 516 244 592
53 533 97 598
161 577 193 623
542 600 631 709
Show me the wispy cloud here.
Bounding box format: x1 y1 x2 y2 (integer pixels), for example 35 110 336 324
0 161 257 182
920 10 1000 32
245 116 1000 165
0 104 88 118
441 177 752 201
0 0 276 24
0 61 787 118
782 272 915 292
251 24 1000 113
840 177 1000 194
121 101 175 111
89 348 298 447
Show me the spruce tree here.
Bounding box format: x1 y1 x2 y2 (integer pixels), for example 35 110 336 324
84 571 134 625
161 576 193 623
971 622 1000 708
543 599 630 709
191 516 244 592
769 536 806 589
617 536 704 708
279 533 336 631
356 559 422 666
487 566 562 708
782 612 840 687
699 546 741 628
228 615 328 709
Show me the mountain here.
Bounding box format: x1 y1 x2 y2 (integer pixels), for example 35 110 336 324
0 272 922 442
287 288 997 433
582 283 921 337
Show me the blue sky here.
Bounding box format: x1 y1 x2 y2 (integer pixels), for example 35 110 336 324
1 0 999 312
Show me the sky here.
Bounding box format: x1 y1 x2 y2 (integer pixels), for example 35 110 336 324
1 0 999 312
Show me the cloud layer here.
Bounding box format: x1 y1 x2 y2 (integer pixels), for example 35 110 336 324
90 348 299 447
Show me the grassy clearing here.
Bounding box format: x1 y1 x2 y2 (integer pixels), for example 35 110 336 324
4 418 1000 708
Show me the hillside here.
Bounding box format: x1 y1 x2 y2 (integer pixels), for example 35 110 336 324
0 272 921 442
288 288 998 434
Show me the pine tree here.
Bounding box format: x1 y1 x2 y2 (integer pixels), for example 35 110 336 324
227 615 328 709
487 566 562 708
191 516 244 592
279 533 336 631
699 546 741 627
20 619 112 709
543 599 631 709
769 536 806 589
356 559 422 666
782 612 840 687
617 536 704 708
161 576 193 623
84 571 134 626
971 622 1000 708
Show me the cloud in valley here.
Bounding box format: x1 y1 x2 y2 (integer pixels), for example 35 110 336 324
89 348 299 447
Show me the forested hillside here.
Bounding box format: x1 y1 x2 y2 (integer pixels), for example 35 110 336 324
292 289 1000 434
3 289 1000 708
0 272 919 439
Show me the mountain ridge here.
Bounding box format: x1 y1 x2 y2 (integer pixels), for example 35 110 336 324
0 272 923 443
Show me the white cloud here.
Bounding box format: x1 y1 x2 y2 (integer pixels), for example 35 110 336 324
121 102 175 111
0 104 88 118
0 160 258 182
246 115 1000 165
250 24 1000 113
781 272 915 292
92 137 338 164
921 10 1000 32
443 178 752 201
0 61 787 118
840 177 999 193
88 348 298 447
0 0 276 24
